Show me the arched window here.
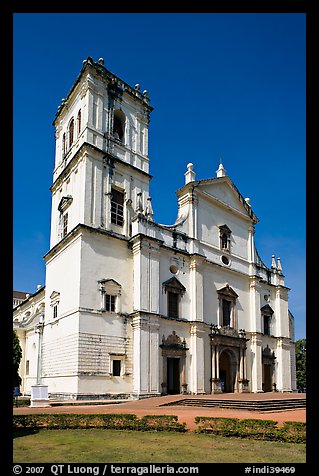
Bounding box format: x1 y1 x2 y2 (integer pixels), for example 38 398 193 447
113 109 125 142
68 118 74 147
219 225 232 252
77 109 81 135
261 304 274 336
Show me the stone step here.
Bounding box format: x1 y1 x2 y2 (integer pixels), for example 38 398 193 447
165 398 306 412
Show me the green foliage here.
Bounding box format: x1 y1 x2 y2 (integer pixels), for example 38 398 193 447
194 416 305 443
13 398 30 408
13 329 22 387
295 338 306 389
13 413 186 433
139 415 186 432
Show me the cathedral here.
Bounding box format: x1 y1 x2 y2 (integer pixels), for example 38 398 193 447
13 56 297 400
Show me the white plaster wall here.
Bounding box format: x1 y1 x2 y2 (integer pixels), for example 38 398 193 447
50 156 86 247
197 196 249 260
79 231 133 313
45 235 82 321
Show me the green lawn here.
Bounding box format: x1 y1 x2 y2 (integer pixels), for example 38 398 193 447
13 429 306 463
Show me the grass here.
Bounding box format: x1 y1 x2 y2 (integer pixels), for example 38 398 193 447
13 429 306 463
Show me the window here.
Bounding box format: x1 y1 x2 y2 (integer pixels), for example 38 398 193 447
263 315 271 335
111 188 124 226
168 292 179 318
105 294 116 312
68 118 74 147
62 213 68 237
77 109 81 135
222 299 231 326
53 305 58 319
217 284 238 329
112 360 121 376
162 276 186 320
26 360 30 376
62 133 66 157
113 110 125 142
261 304 274 335
99 279 121 312
219 225 232 252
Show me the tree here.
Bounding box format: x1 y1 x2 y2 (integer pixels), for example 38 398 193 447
295 338 306 390
13 329 22 388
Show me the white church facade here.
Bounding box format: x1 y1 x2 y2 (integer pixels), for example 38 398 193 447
13 56 297 399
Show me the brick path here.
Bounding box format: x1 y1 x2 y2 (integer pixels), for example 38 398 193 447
13 393 306 431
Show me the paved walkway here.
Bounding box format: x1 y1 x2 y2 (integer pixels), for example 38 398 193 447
13 393 306 431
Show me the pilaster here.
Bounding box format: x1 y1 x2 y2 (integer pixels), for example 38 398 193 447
131 313 160 397
250 333 263 392
189 257 203 321
249 278 261 333
189 324 206 394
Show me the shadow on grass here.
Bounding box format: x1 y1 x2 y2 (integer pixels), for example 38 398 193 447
13 428 39 439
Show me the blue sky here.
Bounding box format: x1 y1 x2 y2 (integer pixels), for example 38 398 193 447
13 13 305 340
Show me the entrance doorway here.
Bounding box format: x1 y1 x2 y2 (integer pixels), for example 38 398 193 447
263 364 272 392
219 351 234 393
167 358 180 394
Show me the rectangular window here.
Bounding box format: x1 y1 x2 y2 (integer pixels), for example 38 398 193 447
111 188 124 226
168 292 179 318
62 213 68 237
105 294 116 312
26 360 29 376
53 305 58 319
263 315 271 335
222 299 231 326
112 360 121 376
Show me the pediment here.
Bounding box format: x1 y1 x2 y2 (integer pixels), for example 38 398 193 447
261 304 274 315
50 291 60 300
196 178 258 223
219 224 232 234
58 195 73 212
162 276 186 294
98 279 122 294
217 284 238 299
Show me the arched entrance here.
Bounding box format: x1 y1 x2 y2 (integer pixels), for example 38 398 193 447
219 350 235 393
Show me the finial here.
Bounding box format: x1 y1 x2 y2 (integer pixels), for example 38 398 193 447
98 58 104 65
136 192 144 213
216 160 227 178
271 255 277 269
135 84 140 90
145 197 154 220
277 257 282 272
185 163 196 184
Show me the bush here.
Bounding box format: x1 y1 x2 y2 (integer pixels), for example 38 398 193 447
13 398 30 408
139 415 186 432
194 417 305 443
13 413 186 433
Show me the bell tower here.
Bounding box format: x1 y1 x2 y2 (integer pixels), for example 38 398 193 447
50 56 153 248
